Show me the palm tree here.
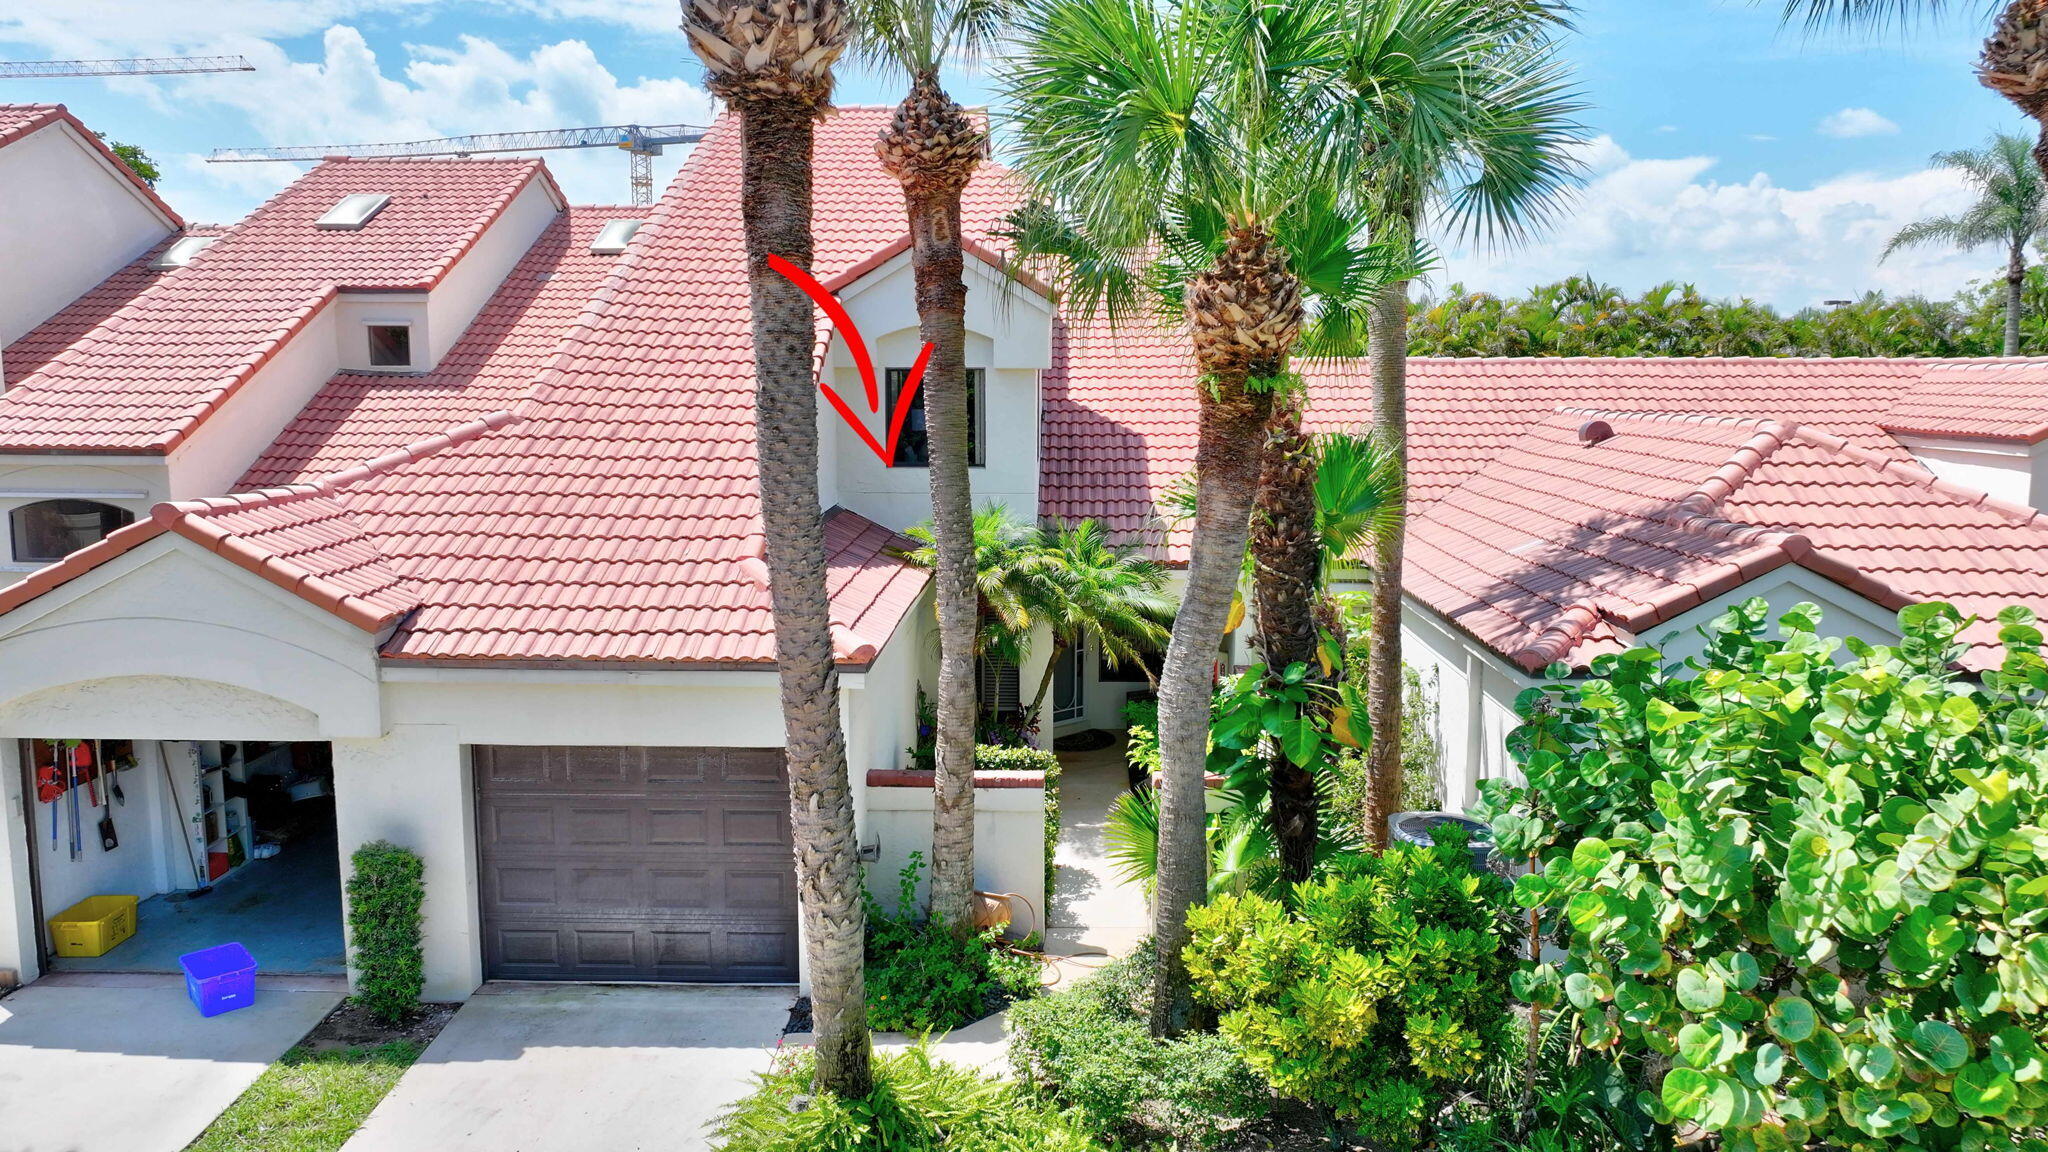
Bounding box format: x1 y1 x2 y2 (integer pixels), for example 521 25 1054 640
1003 0 1391 1035
849 0 1014 937
1305 0 1581 849
682 0 870 1096
1016 519 1176 723
900 504 1040 671
1885 132 2048 355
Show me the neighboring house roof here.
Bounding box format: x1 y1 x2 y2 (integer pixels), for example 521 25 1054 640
1403 410 2048 672
1880 361 2048 444
0 103 183 227
240 208 630 487
0 156 558 453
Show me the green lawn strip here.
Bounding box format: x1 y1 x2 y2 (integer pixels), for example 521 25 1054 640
186 1040 425 1152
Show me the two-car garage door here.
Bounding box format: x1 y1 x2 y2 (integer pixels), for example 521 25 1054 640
474 745 799 983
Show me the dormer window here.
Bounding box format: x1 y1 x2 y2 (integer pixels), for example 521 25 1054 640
10 500 135 564
886 367 984 467
590 219 642 254
366 324 414 369
317 193 391 231
150 235 218 270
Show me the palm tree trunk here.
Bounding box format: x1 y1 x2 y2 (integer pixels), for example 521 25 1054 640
1251 391 1324 884
1364 276 1410 851
887 74 981 936
1153 372 1271 1037
739 98 870 1097
1028 638 1068 724
2008 240 2026 356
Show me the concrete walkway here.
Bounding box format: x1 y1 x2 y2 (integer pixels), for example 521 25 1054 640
343 983 790 1152
0 971 342 1152
1047 737 1151 967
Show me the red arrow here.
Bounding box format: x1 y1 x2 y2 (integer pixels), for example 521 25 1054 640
767 254 932 468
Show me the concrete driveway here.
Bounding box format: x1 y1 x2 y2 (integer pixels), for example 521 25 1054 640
344 983 792 1152
0 972 342 1152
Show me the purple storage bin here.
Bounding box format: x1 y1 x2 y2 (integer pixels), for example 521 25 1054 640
180 942 257 1017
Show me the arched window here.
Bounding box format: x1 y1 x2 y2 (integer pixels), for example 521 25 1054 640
9 500 135 564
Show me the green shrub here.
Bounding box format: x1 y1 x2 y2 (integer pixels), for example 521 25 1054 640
345 840 424 1023
1183 835 1516 1146
1437 1011 1654 1152
1476 599 2048 1152
1007 946 1269 1148
865 852 1040 1033
1122 698 1160 780
712 1043 1103 1152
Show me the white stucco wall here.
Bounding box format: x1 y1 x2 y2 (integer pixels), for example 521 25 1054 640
0 740 33 983
164 303 343 499
1895 433 2048 512
0 120 175 352
422 180 560 368
865 782 1047 938
823 252 1052 532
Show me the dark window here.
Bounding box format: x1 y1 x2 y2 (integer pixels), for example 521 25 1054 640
886 367 983 468
367 324 413 368
10 500 135 563
1098 647 1166 685
976 656 1021 712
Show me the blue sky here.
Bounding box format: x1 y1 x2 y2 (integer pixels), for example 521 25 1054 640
0 0 2027 308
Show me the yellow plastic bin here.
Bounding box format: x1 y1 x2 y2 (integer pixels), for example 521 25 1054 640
47 895 138 958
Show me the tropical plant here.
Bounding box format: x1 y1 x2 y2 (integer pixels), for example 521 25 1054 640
1003 0 1369 1036
683 0 870 1096
713 1042 1104 1152
1300 0 1583 853
1886 132 2048 355
901 504 1039 665
346 840 424 1024
1438 1011 1655 1152
1476 598 2048 1151
1183 832 1518 1146
863 852 1039 1033
849 0 1016 937
1016 519 1175 722
96 134 159 187
1007 944 1271 1150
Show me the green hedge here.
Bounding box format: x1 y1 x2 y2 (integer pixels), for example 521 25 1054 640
346 840 424 1023
974 743 1061 893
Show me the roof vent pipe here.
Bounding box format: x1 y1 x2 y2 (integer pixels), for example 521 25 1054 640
1578 419 1614 445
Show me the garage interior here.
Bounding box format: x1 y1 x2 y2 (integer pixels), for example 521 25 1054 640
21 738 344 975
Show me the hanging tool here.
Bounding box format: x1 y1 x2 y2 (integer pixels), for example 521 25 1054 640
95 741 118 851
157 743 212 896
67 749 81 860
37 740 60 846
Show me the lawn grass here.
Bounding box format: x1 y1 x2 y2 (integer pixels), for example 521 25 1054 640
185 1040 425 1152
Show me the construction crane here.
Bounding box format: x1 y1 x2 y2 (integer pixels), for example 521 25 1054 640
209 122 711 207
0 55 255 79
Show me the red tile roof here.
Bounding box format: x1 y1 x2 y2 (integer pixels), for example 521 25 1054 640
1879 361 2048 443
239 208 629 487
0 104 183 227
1042 347 1993 560
1404 410 2048 671
3 226 229 388
0 156 557 453
0 109 946 667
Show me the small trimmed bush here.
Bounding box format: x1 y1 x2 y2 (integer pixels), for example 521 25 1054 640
1184 833 1516 1146
1122 698 1161 781
865 853 1040 1033
1007 946 1269 1149
713 1043 1104 1151
345 840 424 1023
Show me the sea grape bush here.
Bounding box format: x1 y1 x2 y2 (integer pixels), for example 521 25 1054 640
1474 599 2048 1151
1182 834 1516 1145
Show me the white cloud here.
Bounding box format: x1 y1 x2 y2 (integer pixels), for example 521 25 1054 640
1817 106 1900 139
1436 135 1982 310
0 1 675 56
147 26 714 220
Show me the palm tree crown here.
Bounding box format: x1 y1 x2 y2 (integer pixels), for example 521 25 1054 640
1886 133 2048 260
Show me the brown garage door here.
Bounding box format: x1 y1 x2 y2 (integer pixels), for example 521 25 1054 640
475 745 798 983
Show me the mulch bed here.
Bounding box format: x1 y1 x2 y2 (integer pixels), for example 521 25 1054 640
299 999 459 1052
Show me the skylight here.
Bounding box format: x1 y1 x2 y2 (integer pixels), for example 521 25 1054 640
149 235 218 270
316 193 392 231
590 219 642 255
